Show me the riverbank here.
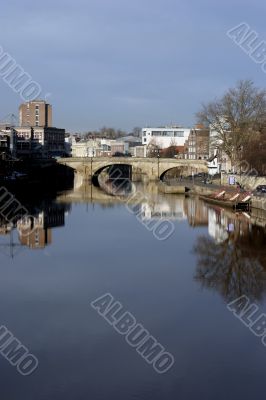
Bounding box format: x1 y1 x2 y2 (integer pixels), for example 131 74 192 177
190 183 266 217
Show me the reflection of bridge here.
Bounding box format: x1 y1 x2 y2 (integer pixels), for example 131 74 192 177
57 157 208 182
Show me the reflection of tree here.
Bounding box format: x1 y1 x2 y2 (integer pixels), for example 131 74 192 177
194 226 266 302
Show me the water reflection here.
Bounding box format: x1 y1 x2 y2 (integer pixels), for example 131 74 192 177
1 182 266 304
194 206 266 302
0 201 70 256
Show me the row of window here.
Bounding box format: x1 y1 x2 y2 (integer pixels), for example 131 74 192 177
143 131 185 137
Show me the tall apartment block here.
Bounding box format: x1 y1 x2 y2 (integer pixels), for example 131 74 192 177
19 100 52 127
16 100 65 158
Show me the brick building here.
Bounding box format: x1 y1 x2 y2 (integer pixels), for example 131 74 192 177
187 126 209 160
19 100 52 127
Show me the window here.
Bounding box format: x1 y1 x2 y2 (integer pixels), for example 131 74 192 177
174 131 184 137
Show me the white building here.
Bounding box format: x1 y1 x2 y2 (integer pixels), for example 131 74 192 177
208 152 220 176
71 139 99 157
141 127 190 149
131 145 147 158
208 120 232 173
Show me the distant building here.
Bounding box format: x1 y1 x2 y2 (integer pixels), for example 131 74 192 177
119 136 142 146
0 130 10 155
131 145 147 158
110 142 128 155
15 101 66 158
71 140 99 158
19 100 52 127
0 126 18 158
142 126 190 149
71 138 131 158
160 145 187 159
15 126 65 158
187 127 209 160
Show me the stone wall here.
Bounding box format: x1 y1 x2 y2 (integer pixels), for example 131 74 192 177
221 174 266 190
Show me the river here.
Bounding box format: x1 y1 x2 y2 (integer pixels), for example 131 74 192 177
0 181 266 400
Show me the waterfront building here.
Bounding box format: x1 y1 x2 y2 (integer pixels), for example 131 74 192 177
208 120 232 173
187 126 209 160
14 126 65 158
16 101 66 158
0 130 10 155
19 100 52 127
207 152 220 176
141 126 191 149
0 126 18 158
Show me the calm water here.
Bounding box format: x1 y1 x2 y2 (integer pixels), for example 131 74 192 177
1 182 266 400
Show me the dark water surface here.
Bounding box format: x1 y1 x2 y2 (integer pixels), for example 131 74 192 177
0 182 266 400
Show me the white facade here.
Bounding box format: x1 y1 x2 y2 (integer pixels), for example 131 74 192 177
142 127 190 149
131 145 147 158
71 140 99 157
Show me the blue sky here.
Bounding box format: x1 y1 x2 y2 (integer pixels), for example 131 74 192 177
0 0 266 132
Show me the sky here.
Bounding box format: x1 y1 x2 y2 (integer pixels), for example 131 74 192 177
0 0 266 132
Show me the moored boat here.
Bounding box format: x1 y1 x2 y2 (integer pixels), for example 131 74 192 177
199 190 252 211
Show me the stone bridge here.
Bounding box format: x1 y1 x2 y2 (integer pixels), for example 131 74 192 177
57 157 208 182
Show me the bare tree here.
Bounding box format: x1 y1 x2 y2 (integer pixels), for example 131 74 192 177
196 80 266 167
242 131 266 175
131 127 142 137
146 138 161 157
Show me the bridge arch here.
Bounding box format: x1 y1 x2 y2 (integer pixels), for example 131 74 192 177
160 166 190 181
92 163 132 187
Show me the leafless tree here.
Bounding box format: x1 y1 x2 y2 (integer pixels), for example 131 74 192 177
146 138 161 157
196 80 266 167
131 127 142 137
241 132 266 175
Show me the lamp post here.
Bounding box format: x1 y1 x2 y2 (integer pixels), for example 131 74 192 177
90 149 94 183
157 149 160 179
